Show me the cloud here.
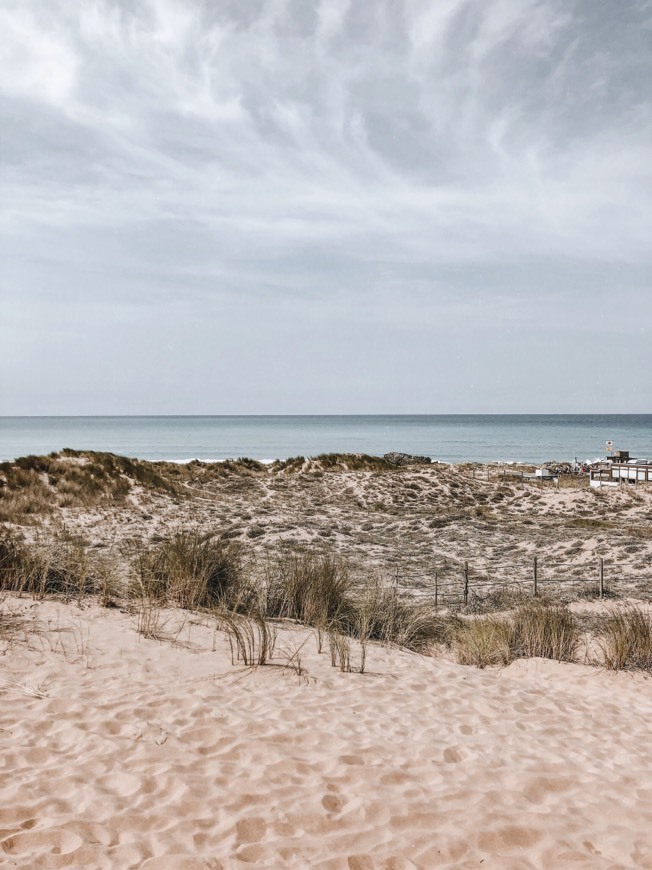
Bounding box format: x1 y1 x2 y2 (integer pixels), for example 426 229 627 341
1 0 651 412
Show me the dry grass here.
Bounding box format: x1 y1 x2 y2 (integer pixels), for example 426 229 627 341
218 610 277 667
265 553 354 626
136 598 166 640
129 530 247 610
0 451 179 521
0 527 99 600
599 608 652 670
352 581 457 652
270 453 394 474
0 528 29 591
328 629 352 672
465 586 530 614
453 600 581 668
510 599 581 662
454 616 513 668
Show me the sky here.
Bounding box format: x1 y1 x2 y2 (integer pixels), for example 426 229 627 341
1 0 651 415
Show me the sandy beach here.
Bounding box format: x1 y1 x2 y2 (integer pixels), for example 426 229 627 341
2 452 652 867
2 596 652 869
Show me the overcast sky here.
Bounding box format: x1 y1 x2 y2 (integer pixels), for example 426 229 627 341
1 0 650 414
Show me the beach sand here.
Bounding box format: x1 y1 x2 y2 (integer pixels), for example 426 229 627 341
2 596 652 869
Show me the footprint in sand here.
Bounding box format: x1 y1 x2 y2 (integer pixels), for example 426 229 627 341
339 754 364 766
97 772 141 797
443 746 464 763
321 793 346 813
476 825 542 851
235 816 267 844
1 828 83 857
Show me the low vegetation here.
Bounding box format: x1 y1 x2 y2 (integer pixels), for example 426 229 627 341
129 530 247 610
453 600 581 668
0 450 178 520
599 608 652 671
4 520 650 673
0 526 101 599
265 553 354 626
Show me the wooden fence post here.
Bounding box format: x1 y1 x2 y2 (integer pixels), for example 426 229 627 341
599 558 604 598
463 561 469 606
533 555 538 597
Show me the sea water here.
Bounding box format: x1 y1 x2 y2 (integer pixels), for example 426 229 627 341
0 415 649 464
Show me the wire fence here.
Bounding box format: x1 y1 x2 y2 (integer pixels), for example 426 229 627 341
373 556 652 608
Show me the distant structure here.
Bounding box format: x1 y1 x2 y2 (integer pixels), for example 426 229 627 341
589 441 652 487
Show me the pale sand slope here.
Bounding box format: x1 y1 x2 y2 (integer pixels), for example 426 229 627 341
2 599 652 869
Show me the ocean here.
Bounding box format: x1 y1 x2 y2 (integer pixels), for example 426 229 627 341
0 415 649 464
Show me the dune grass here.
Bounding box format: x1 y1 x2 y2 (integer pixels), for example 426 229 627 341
129 530 247 610
0 527 102 600
454 616 513 668
352 580 458 652
265 553 354 626
599 608 652 670
5 519 649 676
217 609 278 667
510 599 581 661
453 599 581 668
0 450 179 520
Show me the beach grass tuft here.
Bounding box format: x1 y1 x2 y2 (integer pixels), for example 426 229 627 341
129 530 247 610
510 599 581 662
454 615 513 668
599 608 652 670
265 552 354 626
218 609 277 667
453 600 580 668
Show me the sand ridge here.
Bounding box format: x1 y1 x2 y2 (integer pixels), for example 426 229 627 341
11 458 651 601
2 597 652 868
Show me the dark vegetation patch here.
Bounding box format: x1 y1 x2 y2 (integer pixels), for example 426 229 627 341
0 450 178 520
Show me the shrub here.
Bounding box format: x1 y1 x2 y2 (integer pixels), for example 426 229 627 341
454 616 513 668
510 599 580 662
352 581 458 652
130 530 246 610
453 600 580 668
599 608 652 670
265 553 354 626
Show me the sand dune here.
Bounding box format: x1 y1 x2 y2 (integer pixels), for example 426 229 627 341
2 597 652 868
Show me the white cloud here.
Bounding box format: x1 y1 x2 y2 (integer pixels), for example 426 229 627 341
0 5 78 106
1 0 651 412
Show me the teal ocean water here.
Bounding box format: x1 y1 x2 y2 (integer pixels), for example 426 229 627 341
0 415 649 464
